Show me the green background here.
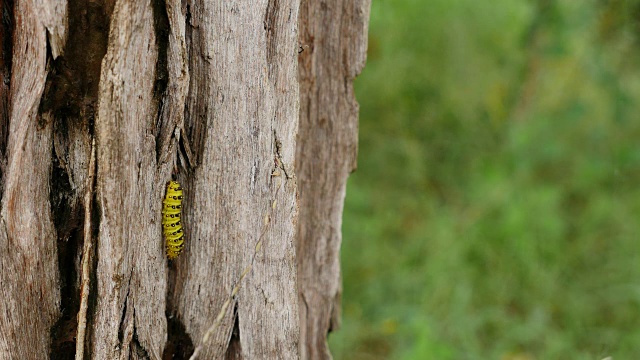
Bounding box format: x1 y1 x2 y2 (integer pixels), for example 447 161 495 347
330 1 640 359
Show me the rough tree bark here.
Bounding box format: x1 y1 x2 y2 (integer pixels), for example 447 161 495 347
296 0 370 359
0 0 369 358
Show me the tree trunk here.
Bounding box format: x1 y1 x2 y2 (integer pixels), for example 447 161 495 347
0 0 369 358
296 0 370 358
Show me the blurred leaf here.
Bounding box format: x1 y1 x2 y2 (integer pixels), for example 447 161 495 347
331 0 640 359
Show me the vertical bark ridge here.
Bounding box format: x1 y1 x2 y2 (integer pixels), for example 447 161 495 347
173 1 300 358
296 0 371 358
0 0 65 357
92 0 167 357
155 0 190 171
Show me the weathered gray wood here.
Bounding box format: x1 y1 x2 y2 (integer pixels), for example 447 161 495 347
0 0 370 358
91 0 168 358
35 0 67 58
171 1 301 358
296 0 371 358
0 0 64 359
157 0 189 169
0 0 66 357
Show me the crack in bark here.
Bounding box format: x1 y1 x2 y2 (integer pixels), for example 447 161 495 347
156 0 192 174
224 307 242 360
181 1 206 171
44 1 111 357
0 0 13 190
152 0 169 146
263 0 280 83
272 130 293 180
49 140 81 360
162 311 195 360
117 279 133 346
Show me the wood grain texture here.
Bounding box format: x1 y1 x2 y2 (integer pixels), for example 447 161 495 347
171 1 301 358
0 0 64 357
35 0 67 58
0 0 370 357
156 0 189 169
296 0 371 358
92 0 168 358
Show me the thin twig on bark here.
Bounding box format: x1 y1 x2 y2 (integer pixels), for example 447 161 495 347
76 137 97 360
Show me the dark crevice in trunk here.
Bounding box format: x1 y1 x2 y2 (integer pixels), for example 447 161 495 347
132 326 151 359
162 309 195 359
224 307 242 360
40 56 81 120
117 285 133 345
47 0 111 356
263 0 280 83
157 3 196 357
151 0 169 141
84 188 101 360
0 0 13 199
182 2 206 167
49 151 81 360
164 256 195 359
183 3 192 138
41 1 110 124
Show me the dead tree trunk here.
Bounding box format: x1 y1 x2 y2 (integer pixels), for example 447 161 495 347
0 0 369 359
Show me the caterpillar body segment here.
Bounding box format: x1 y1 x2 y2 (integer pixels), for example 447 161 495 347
162 180 184 259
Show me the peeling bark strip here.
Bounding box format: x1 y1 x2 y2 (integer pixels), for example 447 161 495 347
296 0 371 358
171 0 301 358
76 138 96 360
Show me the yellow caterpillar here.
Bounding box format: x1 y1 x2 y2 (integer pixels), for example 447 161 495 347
162 180 184 259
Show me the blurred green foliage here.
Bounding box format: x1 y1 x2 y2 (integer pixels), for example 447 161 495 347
329 0 640 359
